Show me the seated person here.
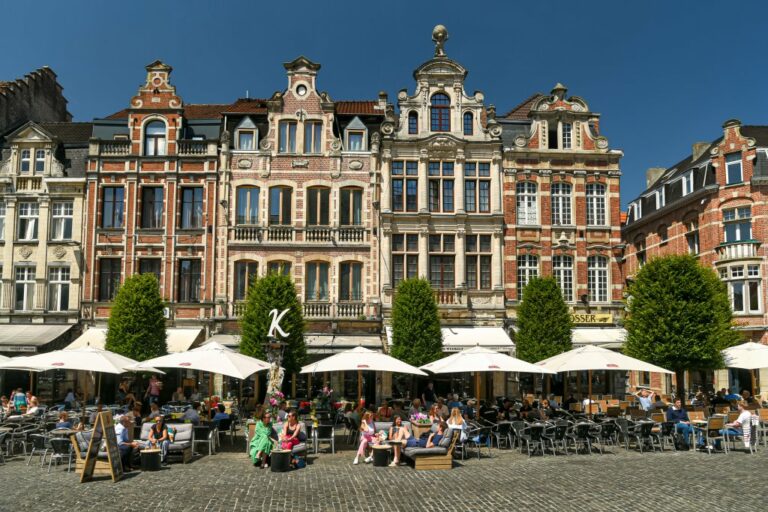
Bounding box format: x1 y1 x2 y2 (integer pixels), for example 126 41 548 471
182 402 201 425
741 390 756 404
388 415 411 466
55 411 73 429
446 407 468 442
497 398 516 421
406 421 446 449
89 404 104 425
666 398 696 448
279 410 302 451
147 402 162 420
563 394 578 411
277 402 288 423
116 415 140 471
408 398 423 418
537 399 555 421
391 401 409 421
717 402 753 449
634 389 655 411
435 397 449 419
428 404 441 424
24 397 40 416
212 404 230 426
376 399 393 421
147 416 171 465
447 394 463 412
171 386 186 402
519 399 533 419
652 395 666 410
249 411 278 468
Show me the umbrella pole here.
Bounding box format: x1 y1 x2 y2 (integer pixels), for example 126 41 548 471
357 370 363 407
97 373 102 402
546 375 551 397
577 371 581 399
475 372 480 419
751 369 756 398
588 370 592 417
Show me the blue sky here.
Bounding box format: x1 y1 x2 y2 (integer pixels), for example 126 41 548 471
4 0 767 207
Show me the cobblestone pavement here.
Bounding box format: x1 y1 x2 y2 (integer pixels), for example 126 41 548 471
1 435 766 512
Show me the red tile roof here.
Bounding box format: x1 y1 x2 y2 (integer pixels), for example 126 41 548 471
105 104 230 120
503 93 542 120
335 101 383 115
222 99 268 114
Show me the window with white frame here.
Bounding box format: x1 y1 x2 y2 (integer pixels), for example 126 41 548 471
51 201 73 240
392 233 418 287
428 161 454 213
99 258 121 301
464 162 491 213
466 234 492 290
587 255 608 303
516 182 538 225
235 116 258 151
724 264 761 314
17 202 39 240
48 266 70 312
635 237 646 267
15 266 36 311
723 206 751 243
429 234 455 288
234 261 258 301
305 261 329 301
655 187 665 209
143 121 167 156
19 149 31 173
180 188 204 229
392 161 418 212
551 182 572 225
101 187 125 229
682 170 694 196
141 187 164 229
561 123 572 149
236 186 259 225
344 116 367 152
586 183 606 226
339 261 363 301
278 120 297 153
139 259 162 284
34 149 45 173
726 153 743 185
552 255 573 302
304 121 322 154
517 254 539 296
0 201 5 241
686 220 699 254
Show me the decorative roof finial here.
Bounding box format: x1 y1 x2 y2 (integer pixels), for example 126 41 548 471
432 25 449 57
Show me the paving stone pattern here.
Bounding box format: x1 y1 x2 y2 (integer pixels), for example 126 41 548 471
1 436 766 512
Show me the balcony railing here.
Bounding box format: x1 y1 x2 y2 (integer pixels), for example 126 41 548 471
337 301 366 318
16 176 42 191
434 288 463 305
715 240 760 262
99 140 131 156
232 226 262 242
229 225 367 244
305 227 333 242
267 226 295 242
177 139 213 156
233 302 247 317
231 300 372 319
304 301 332 318
338 226 366 243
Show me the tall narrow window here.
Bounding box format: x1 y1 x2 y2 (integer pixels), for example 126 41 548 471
0 201 5 241
723 207 751 243
726 265 762 314
236 186 259 225
278 120 297 153
307 187 330 226
139 259 162 284
516 182 538 225
234 261 258 301
339 261 363 301
144 121 167 156
51 201 73 240
686 220 700 255
48 266 70 312
552 255 573 302
463 112 473 135
408 112 418 134
429 234 455 288
561 123 572 149
304 121 322 154
267 260 291 276
178 259 201 302
19 149 31 173
551 183 572 225
586 183 606 226
15 266 36 311
305 261 329 301
726 153 743 185
392 161 418 212
682 171 694 196
464 162 491 213
34 150 45 173
141 187 164 229
587 255 608 303
428 161 454 212
17 202 39 240
340 187 363 226
269 187 292 225
516 255 538 296
99 258 121 301
466 234 492 290
102 187 125 228
392 233 419 287
635 238 646 267
430 93 451 132
180 188 203 229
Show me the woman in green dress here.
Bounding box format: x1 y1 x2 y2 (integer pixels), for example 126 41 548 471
249 410 277 468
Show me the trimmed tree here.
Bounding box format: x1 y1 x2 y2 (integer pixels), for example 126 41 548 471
390 278 443 367
105 273 167 361
515 276 573 363
240 272 306 376
624 254 741 402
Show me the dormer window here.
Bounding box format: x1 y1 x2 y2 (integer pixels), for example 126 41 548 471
144 121 167 156
235 116 258 151
34 150 45 173
463 112 473 136
562 123 572 149
408 111 418 134
681 170 694 196
726 153 743 185
19 150 30 173
344 116 367 152
430 93 450 132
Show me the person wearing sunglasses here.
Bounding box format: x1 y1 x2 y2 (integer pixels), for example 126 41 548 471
250 410 278 468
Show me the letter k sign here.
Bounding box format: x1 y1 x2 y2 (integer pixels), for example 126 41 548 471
267 308 290 338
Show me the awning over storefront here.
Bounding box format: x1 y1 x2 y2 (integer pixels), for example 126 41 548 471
0 324 74 354
66 327 205 353
305 335 383 355
385 326 515 354
571 327 627 349
203 333 240 348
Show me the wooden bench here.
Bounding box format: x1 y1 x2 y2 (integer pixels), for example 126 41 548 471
403 430 459 471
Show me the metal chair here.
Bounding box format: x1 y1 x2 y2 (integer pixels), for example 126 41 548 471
491 422 512 449
26 434 50 467
653 421 677 451
0 432 6 464
193 425 215 456
508 421 526 451
567 422 596 454
47 438 73 473
215 418 234 446
633 421 661 453
542 421 569 455
314 423 335 454
464 425 493 459
518 424 546 457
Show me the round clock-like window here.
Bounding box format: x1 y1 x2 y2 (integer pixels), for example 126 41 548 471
296 84 308 97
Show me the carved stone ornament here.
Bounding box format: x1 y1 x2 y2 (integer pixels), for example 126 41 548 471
51 160 65 177
514 135 528 148
238 159 252 169
348 160 363 170
53 246 66 259
259 138 272 151
489 125 503 138
595 137 609 150
381 122 395 135
259 168 271 178
330 138 342 152
538 103 549 111
220 130 230 145
19 247 32 259
429 137 456 151
571 104 584 112
432 25 449 57
330 168 341 179
292 159 309 168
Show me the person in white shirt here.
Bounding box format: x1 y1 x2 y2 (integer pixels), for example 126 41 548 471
715 402 753 450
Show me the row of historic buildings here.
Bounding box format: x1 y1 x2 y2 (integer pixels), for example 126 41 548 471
1 26 762 400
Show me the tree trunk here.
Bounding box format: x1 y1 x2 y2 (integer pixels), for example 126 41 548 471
675 369 686 406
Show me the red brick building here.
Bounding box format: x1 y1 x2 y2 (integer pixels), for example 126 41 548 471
622 120 768 394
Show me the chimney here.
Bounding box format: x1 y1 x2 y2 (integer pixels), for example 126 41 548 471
377 90 388 110
645 167 666 188
692 142 709 161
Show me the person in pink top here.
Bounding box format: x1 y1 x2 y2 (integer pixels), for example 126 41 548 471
145 375 163 406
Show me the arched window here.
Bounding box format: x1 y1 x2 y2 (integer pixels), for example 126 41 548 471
516 182 538 225
234 260 258 300
408 111 418 134
267 260 291 276
269 186 292 225
305 261 329 301
430 93 450 132
236 186 260 225
517 254 538 295
19 149 30 173
144 121 167 156
463 112 473 135
551 182 572 225
552 255 573 302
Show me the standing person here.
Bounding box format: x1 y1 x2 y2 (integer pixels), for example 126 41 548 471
13 388 27 413
148 416 171 466
249 410 278 468
145 375 163 406
635 388 655 412
422 381 436 410
353 411 378 465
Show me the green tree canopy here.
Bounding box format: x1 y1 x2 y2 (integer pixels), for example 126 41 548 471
624 254 741 400
240 272 306 375
105 273 167 361
515 276 573 362
390 278 443 367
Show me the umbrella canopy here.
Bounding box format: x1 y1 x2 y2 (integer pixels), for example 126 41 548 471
722 342 768 370
300 346 427 375
0 354 8 362
420 346 556 374
0 347 163 375
536 345 673 374
132 341 269 379
0 355 46 372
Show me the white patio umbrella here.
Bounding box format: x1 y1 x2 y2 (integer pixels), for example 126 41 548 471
536 345 673 404
420 346 556 416
131 341 269 380
301 346 427 401
722 342 768 395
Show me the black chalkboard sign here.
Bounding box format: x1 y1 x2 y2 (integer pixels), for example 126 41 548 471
80 411 123 483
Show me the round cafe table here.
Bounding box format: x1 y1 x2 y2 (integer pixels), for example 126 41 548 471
270 449 291 473
372 444 391 467
140 449 162 471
